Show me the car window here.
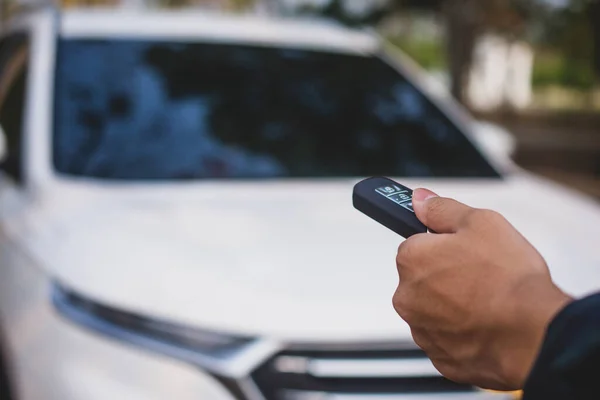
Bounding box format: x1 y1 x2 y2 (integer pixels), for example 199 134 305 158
53 39 501 180
0 33 29 183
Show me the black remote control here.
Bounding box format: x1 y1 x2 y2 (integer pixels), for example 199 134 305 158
353 176 427 238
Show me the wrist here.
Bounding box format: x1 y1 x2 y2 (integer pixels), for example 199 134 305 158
501 279 573 389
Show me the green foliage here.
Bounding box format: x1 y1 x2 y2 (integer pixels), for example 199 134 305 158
530 0 597 88
388 33 594 89
386 36 446 70
532 51 595 89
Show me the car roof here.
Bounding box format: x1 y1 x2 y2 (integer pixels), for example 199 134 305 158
58 8 380 55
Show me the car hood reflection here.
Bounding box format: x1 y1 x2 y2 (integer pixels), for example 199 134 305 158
19 175 600 342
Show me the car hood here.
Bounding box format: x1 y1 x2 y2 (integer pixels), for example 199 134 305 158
18 173 600 342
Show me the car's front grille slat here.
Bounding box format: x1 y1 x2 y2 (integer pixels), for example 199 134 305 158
281 390 508 400
252 347 475 400
275 356 442 378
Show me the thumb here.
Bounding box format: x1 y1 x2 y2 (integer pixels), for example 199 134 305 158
412 188 474 234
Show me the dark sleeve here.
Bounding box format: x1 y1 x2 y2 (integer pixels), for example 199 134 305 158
522 293 600 400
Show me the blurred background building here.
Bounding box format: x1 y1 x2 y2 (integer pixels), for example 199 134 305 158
1 0 599 199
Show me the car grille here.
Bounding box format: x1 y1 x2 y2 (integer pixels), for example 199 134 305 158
251 345 476 399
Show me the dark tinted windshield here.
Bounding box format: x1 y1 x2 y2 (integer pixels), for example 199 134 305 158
53 39 500 180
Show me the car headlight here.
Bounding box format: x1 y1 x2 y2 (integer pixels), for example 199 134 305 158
51 282 254 360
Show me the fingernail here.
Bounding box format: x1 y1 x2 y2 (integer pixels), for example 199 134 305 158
413 188 438 203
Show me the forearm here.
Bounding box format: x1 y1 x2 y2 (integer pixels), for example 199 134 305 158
523 293 600 400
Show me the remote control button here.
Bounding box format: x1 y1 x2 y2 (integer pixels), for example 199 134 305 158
400 201 415 213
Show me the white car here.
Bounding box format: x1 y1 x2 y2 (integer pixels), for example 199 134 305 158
0 7 599 400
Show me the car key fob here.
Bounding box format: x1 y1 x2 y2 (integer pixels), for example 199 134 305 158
353 176 427 238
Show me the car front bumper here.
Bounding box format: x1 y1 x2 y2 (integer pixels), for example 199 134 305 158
0 244 515 400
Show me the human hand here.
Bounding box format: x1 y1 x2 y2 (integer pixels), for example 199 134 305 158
393 189 573 391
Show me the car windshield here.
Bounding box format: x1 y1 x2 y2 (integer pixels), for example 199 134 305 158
53 39 500 180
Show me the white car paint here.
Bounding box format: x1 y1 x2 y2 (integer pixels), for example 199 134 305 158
13 174 600 342
0 7 598 400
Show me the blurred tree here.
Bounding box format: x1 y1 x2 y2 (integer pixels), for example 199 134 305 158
154 0 191 7
229 0 259 12
1 0 56 19
536 0 598 88
152 0 262 12
440 0 481 104
588 0 600 82
1 0 20 21
441 0 539 103
336 0 538 104
60 0 128 6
